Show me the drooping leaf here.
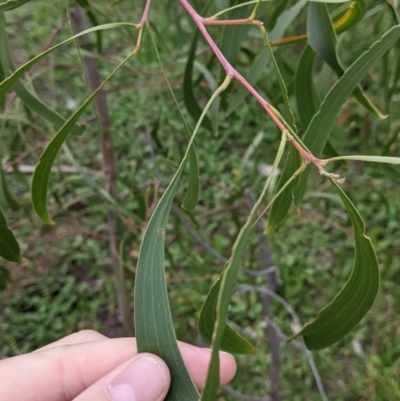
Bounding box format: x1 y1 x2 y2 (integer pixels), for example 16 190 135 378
0 0 32 12
265 149 300 234
294 45 318 129
0 167 20 211
0 14 84 134
0 22 137 99
290 180 380 350
75 0 103 52
307 1 385 118
134 168 199 401
183 31 212 132
294 23 400 205
150 29 200 211
135 77 230 401
31 52 134 224
200 131 288 400
199 276 256 355
0 206 23 263
324 155 400 164
268 25 400 232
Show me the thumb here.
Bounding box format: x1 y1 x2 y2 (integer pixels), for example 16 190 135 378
75 353 170 401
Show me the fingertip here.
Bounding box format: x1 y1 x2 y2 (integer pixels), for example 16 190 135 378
107 353 170 401
219 351 237 385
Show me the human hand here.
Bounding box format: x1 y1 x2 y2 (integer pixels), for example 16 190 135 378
0 330 236 401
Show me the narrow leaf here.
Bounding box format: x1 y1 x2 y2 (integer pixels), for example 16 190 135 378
269 24 400 231
0 0 32 12
325 155 400 164
135 77 230 401
291 180 380 350
150 28 200 211
0 206 23 262
199 276 256 355
183 31 212 132
307 2 385 118
201 131 288 400
0 167 20 211
265 150 300 234
295 24 400 204
31 53 134 224
0 14 83 134
75 0 103 52
0 22 137 99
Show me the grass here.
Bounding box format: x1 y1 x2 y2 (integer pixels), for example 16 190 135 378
1 0 400 399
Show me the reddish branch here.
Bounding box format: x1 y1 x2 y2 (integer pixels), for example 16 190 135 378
179 0 343 183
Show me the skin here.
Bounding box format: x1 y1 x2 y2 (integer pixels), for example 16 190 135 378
0 330 237 401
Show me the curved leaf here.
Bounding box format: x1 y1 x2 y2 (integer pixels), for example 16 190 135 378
268 25 400 232
198 275 256 355
75 0 103 52
183 31 212 132
0 0 32 12
201 131 288 400
290 180 380 350
31 53 134 224
135 77 230 401
0 206 23 263
307 1 385 118
0 167 20 211
150 29 200 211
334 0 367 34
0 22 137 99
0 14 84 134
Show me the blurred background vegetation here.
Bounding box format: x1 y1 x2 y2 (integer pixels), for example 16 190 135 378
1 0 400 399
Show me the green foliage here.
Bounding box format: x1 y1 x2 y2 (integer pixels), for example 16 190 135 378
1 0 400 399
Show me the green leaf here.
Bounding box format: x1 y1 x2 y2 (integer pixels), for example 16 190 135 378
134 77 230 401
200 227 252 401
75 0 103 53
198 276 256 355
265 150 300 234
150 28 200 211
0 206 23 262
324 155 400 164
183 31 212 132
290 180 380 350
0 167 20 211
295 45 318 129
31 52 134 224
334 0 367 34
134 168 199 401
0 14 84 135
0 22 137 99
295 24 400 204
0 0 32 12
307 1 385 119
201 131 288 400
268 24 400 231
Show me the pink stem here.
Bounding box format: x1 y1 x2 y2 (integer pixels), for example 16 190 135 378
178 0 342 180
179 0 286 132
140 0 153 25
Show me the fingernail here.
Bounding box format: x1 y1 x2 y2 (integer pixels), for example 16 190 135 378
107 356 169 401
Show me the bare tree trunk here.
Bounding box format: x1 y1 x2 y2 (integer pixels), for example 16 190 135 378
70 6 134 336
